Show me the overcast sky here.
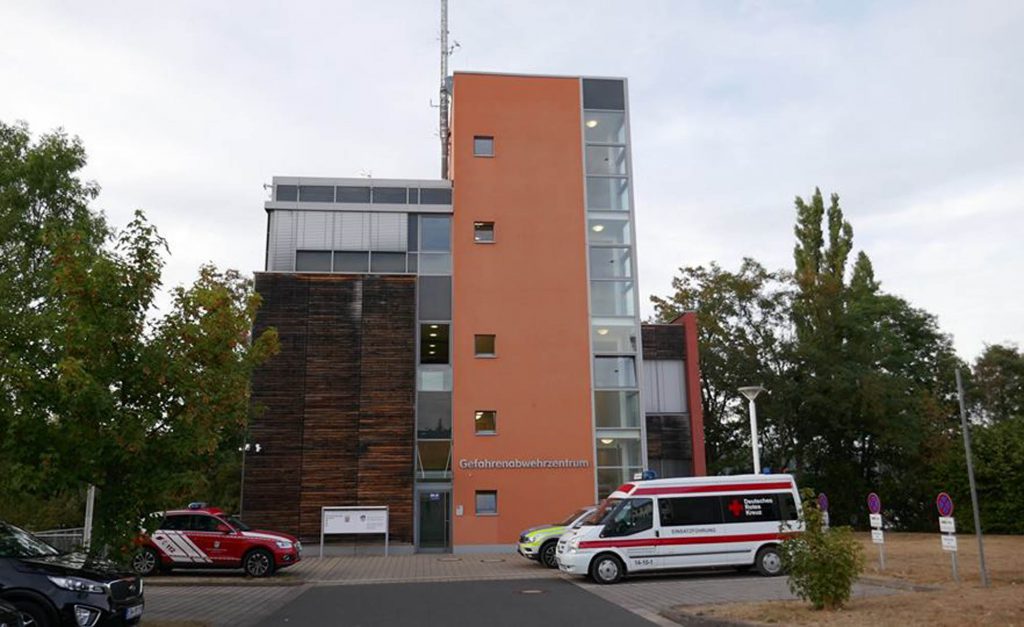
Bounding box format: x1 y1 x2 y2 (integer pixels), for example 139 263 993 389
2 0 1021 360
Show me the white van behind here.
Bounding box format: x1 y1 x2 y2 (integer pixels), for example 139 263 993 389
556 474 802 584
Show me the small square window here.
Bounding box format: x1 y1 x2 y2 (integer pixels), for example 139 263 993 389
474 334 496 357
475 490 497 515
473 136 494 157
474 222 495 243
475 410 497 435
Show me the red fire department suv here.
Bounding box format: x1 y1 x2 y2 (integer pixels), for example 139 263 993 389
131 504 301 578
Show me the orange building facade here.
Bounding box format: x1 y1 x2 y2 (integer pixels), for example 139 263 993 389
245 71 706 553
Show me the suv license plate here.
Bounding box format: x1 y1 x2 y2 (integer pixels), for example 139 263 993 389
126 604 144 620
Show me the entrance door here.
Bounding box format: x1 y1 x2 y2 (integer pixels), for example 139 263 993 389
417 490 450 552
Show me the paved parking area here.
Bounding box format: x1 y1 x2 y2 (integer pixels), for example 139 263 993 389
254 579 652 627
143 555 901 626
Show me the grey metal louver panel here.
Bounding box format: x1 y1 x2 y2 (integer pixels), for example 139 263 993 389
295 211 333 250
338 212 370 250
267 211 296 271
644 360 686 413
371 213 407 251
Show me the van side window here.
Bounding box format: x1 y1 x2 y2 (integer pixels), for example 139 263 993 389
659 497 723 526
720 493 782 523
602 498 653 537
778 493 800 522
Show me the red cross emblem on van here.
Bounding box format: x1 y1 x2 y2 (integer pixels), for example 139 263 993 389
728 499 743 517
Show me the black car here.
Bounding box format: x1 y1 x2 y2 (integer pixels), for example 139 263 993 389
0 599 25 627
0 521 143 627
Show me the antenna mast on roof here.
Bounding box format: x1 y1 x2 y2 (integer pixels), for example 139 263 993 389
439 0 451 179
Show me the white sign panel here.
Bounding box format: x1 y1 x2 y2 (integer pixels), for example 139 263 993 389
871 529 885 544
869 513 883 528
942 534 958 552
323 508 388 534
939 517 955 534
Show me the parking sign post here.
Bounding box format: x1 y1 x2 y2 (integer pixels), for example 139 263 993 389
937 492 958 583
868 492 884 571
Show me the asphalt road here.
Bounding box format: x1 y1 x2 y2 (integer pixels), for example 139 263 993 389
254 579 655 627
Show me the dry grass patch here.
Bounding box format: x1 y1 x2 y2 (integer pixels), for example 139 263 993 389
677 533 1024 626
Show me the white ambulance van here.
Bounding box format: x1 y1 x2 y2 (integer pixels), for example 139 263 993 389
556 474 802 584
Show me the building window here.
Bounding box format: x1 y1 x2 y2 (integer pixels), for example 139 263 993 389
276 185 298 201
295 251 332 272
474 222 495 243
474 334 496 357
336 186 371 203
475 491 498 515
417 392 452 439
419 188 452 205
421 324 449 364
418 276 452 320
582 78 626 111
371 187 407 204
334 251 369 273
593 356 637 388
421 216 452 251
474 410 497 435
298 185 335 202
473 136 494 157
370 252 407 273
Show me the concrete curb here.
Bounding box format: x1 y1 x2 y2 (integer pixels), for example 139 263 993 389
145 576 304 587
856 576 941 592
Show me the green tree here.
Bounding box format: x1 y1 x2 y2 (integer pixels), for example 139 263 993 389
971 344 1024 423
650 259 793 474
651 188 963 530
0 121 278 553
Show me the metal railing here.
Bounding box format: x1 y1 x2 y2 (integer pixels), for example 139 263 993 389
32 527 85 553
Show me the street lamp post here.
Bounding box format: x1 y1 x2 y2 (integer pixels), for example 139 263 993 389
738 386 766 474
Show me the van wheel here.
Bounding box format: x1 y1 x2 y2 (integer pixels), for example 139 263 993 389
755 545 784 577
244 548 275 578
589 553 625 584
539 541 558 568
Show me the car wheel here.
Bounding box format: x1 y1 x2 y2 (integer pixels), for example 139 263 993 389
11 600 51 627
755 545 784 577
131 547 161 577
539 541 558 568
589 553 625 584
244 548 275 578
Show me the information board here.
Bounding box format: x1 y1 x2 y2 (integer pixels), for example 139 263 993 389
942 534 958 552
871 529 884 544
320 506 389 558
323 508 388 534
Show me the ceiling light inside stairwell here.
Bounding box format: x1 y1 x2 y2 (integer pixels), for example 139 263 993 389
600 438 614 445
586 119 598 128
596 328 609 336
591 224 605 232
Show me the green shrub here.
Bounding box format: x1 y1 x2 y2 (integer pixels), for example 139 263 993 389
780 488 865 610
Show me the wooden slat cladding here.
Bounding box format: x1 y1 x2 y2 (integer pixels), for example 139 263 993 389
244 273 416 542
357 278 416 542
646 415 693 461
641 324 686 360
245 274 308 534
